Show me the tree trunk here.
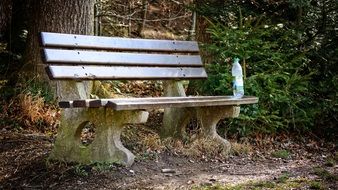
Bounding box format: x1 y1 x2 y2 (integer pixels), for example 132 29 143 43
195 0 225 64
0 0 12 40
187 0 224 95
23 0 95 81
137 0 148 37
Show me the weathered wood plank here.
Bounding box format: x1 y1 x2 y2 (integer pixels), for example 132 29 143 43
68 96 232 108
41 32 199 52
46 65 208 80
43 49 202 67
59 101 73 108
58 96 259 109
109 96 258 110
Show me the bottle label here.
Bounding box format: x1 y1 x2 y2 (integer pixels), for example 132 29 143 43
234 77 243 86
233 77 244 97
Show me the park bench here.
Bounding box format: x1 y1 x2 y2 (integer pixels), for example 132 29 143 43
40 32 258 166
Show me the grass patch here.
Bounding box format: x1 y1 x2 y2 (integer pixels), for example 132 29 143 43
313 167 338 182
231 142 252 156
309 181 325 190
271 149 290 159
184 138 230 158
70 162 122 177
324 158 335 167
122 125 234 160
192 183 243 190
0 92 59 132
252 181 276 188
192 177 322 190
276 173 290 183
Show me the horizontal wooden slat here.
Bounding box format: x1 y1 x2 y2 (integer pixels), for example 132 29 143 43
71 96 232 108
40 32 199 53
59 96 259 109
59 101 73 108
46 65 207 80
43 49 202 67
109 96 258 110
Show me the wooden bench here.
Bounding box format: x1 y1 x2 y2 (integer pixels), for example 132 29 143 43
40 32 258 166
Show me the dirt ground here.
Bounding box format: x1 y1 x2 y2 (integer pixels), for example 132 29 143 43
0 129 337 190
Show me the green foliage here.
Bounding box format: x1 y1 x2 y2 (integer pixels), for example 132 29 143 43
18 79 54 103
309 181 325 190
192 183 240 190
277 173 290 183
0 77 54 104
288 0 311 8
71 162 119 176
313 167 338 182
0 78 57 131
92 162 115 172
252 181 276 188
192 177 322 190
199 16 312 136
324 159 335 167
271 150 290 159
73 164 90 177
195 1 337 138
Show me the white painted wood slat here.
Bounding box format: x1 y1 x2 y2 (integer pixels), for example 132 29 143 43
43 49 202 66
46 65 208 80
41 32 200 52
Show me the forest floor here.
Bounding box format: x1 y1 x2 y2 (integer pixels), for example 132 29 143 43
0 111 337 190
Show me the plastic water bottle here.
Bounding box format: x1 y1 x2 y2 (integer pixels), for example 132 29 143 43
232 58 244 98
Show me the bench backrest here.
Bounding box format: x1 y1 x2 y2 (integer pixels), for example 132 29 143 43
40 32 207 80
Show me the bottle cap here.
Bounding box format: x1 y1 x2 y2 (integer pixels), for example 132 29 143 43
234 57 240 63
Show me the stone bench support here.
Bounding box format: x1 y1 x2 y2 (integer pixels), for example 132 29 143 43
162 81 240 155
49 108 148 166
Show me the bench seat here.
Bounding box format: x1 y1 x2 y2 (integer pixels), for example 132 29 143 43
59 96 258 110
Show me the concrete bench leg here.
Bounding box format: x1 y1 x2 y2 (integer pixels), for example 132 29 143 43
161 80 191 138
161 107 193 139
195 106 240 156
49 108 148 166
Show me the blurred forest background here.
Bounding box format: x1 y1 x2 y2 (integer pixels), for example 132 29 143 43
0 0 337 140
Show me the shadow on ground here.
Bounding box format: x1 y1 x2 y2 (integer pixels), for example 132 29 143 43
0 131 337 190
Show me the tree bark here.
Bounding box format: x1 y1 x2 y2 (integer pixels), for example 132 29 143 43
195 0 225 64
187 0 224 95
137 0 148 37
23 0 95 81
0 0 12 41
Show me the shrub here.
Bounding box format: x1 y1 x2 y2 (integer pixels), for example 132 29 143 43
192 0 338 140
196 15 313 136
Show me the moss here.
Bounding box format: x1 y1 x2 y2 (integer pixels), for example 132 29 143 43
192 177 324 190
324 158 335 167
334 152 338 162
309 181 325 190
276 173 290 183
252 181 275 188
192 183 243 190
231 142 252 156
313 167 338 182
271 150 290 159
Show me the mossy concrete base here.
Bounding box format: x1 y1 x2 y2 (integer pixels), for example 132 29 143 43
196 106 240 156
162 105 239 156
161 80 189 138
162 81 240 156
49 108 148 166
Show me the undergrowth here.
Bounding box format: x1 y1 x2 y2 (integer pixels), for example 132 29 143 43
193 177 327 190
191 2 338 140
122 123 253 160
0 79 59 133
